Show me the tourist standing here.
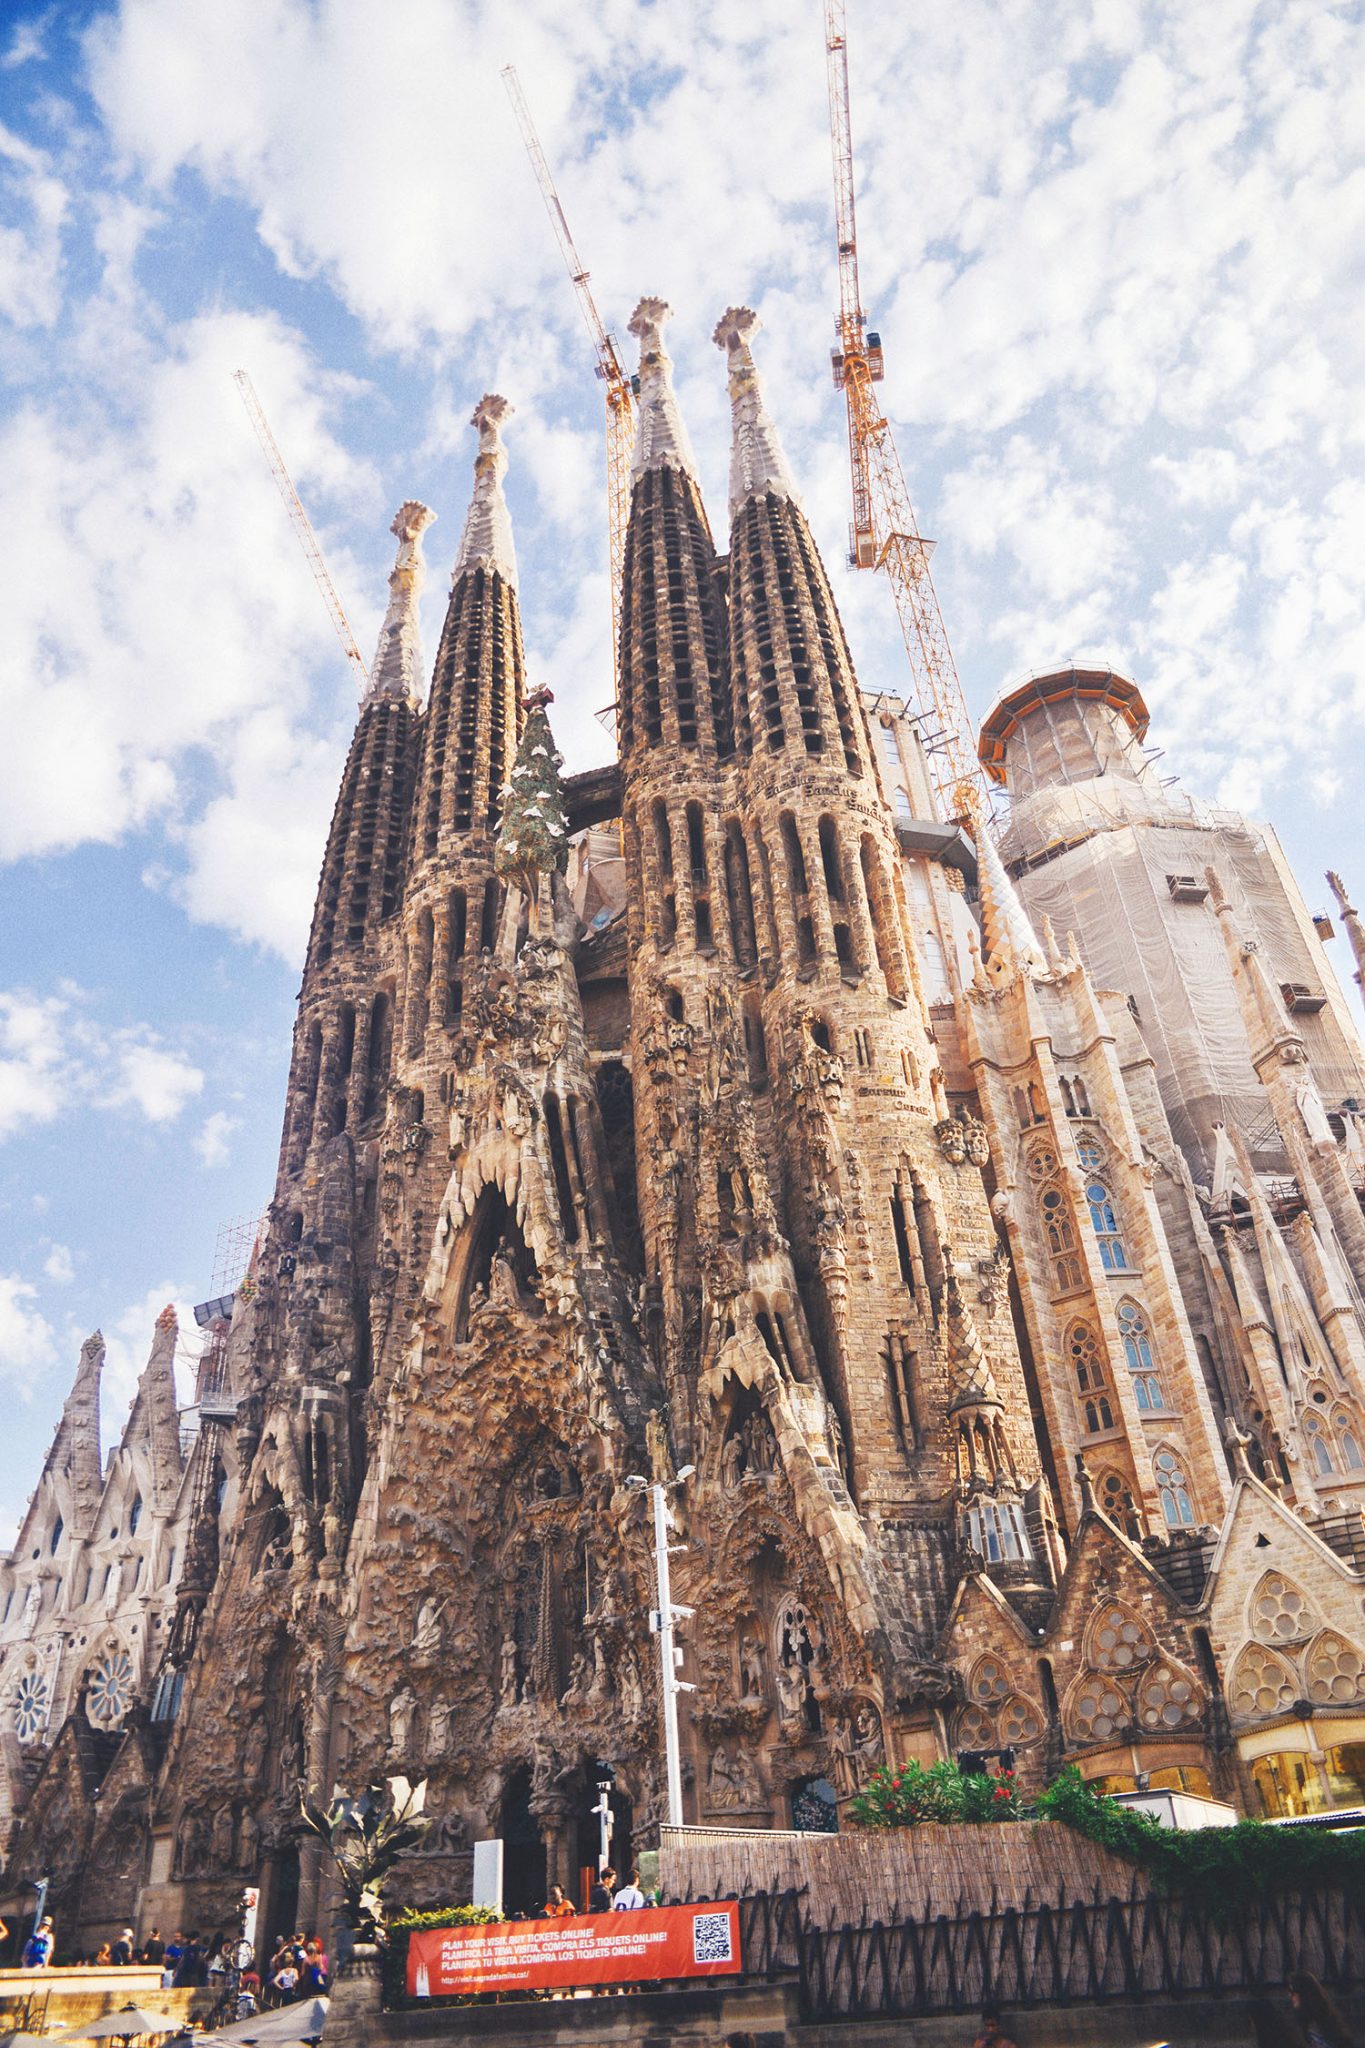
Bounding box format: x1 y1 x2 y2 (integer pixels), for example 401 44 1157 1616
588 1867 616 1913
542 1885 576 1918
611 1869 646 1910
1289 1973 1356 2048
143 1928 164 1967
112 1927 135 1966
22 1916 55 1968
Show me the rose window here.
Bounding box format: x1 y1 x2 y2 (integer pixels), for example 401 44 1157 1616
999 1694 1042 1745
1070 1679 1126 1743
1251 1573 1315 1645
1228 1644 1297 1719
1137 1663 1200 1729
88 1649 135 1727
1091 1606 1151 1672
970 1657 1011 1705
1305 1632 1365 1706
955 1703 996 1750
15 1672 49 1742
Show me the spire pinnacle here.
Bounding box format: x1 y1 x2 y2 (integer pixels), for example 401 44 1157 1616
975 823 1045 981
495 689 569 921
365 500 436 704
452 394 517 589
712 305 800 520
628 298 698 481
945 1269 1002 1414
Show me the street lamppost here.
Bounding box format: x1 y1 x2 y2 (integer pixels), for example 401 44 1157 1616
625 1465 695 1828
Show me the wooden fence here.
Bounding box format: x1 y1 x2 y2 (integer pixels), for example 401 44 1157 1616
793 1881 1365 2020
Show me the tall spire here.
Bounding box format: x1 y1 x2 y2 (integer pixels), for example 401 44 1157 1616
452 394 517 588
365 500 435 704
975 822 1045 979
127 1304 185 1509
1327 870 1365 996
628 298 698 481
712 306 800 520
57 1330 105 1537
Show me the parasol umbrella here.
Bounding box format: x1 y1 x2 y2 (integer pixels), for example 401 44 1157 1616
0 2032 54 2048
48 2007 182 2043
205 1998 328 2046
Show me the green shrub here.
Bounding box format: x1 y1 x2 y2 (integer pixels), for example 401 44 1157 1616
1035 1764 1365 1906
848 1757 1020 1828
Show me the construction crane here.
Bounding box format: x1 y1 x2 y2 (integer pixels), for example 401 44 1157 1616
502 65 635 723
822 0 982 826
232 368 369 688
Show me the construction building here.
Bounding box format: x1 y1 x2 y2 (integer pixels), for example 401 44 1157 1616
3 301 1365 1950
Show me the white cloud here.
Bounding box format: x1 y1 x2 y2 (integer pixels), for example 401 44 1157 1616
106 1043 204 1124
0 1273 59 1386
0 985 207 1141
42 1242 75 1284
194 1109 240 1168
0 121 67 328
2 12 53 70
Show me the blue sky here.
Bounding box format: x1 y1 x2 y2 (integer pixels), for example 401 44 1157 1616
2 0 1363 1538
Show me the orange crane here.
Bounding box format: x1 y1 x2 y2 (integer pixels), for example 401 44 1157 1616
502 66 635 721
232 368 369 688
822 0 982 825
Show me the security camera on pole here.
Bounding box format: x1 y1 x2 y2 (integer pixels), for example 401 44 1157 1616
624 1462 696 1829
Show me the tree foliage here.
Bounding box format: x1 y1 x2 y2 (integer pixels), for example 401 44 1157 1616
299 1775 432 1943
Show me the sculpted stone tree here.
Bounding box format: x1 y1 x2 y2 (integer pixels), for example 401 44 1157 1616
300 1775 431 1946
495 688 569 929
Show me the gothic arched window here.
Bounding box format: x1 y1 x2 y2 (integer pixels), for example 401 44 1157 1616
1118 1301 1164 1409
1303 1413 1335 1477
1334 1410 1364 1470
1098 1470 1142 1540
1155 1448 1195 1529
1069 1323 1113 1433
1086 1178 1128 1270
1042 1186 1083 1292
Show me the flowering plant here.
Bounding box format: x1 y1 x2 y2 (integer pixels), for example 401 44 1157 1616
848 1757 1022 1829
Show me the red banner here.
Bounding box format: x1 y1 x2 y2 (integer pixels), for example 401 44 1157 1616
406 1900 742 1996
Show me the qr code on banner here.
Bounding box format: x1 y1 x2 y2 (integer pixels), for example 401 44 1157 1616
692 1911 733 1965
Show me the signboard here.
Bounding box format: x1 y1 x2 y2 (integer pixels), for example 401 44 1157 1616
407 1900 742 1997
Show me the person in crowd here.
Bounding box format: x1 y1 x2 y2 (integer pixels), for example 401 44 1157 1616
1289 1972 1356 2048
611 1869 646 1910
22 1916 55 1968
93 1940 113 1965
588 1866 616 1914
173 1929 204 1987
972 2006 1019 2048
143 1928 165 1967
112 1927 135 1966
542 1885 576 1918
301 1939 328 1993
270 1952 299 2003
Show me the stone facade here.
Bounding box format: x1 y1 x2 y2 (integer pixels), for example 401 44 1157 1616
4 302 1365 1952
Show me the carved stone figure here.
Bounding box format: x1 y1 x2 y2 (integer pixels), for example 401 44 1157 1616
414 1597 443 1658
388 1686 416 1755
707 1745 742 1809
236 1807 261 1872
426 1697 452 1759
500 1635 519 1707
740 1633 765 1701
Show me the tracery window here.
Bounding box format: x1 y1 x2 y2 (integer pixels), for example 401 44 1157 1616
1041 1185 1084 1292
1069 1677 1126 1744
1305 1631 1365 1706
1154 1448 1194 1528
1137 1661 1200 1730
1118 1301 1165 1409
1090 1604 1151 1673
999 1694 1043 1745
88 1648 135 1727
1251 1572 1316 1645
1229 1642 1297 1720
1335 1410 1364 1470
955 1703 996 1750
1086 1178 1128 1269
14 1671 49 1741
1099 1470 1142 1540
1303 1413 1335 1477
1069 1323 1113 1433
969 1656 1012 1706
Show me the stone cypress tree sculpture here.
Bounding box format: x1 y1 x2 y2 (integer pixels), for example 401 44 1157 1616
495 687 569 927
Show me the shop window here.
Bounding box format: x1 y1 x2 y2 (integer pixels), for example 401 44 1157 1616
1250 1751 1325 1819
